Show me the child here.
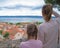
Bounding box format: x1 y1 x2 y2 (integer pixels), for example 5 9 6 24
20 24 43 48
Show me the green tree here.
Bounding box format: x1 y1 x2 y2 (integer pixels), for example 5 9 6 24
3 32 9 38
45 0 55 5
16 23 21 25
44 0 60 10
45 0 60 5
36 22 42 25
0 30 3 35
56 0 60 5
9 23 13 25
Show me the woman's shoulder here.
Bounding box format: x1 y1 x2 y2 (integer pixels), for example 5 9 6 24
39 23 45 28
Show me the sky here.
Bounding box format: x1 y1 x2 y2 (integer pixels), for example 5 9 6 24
0 0 59 16
0 0 45 16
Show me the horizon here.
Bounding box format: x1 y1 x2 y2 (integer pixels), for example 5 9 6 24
0 16 55 23
0 16 44 23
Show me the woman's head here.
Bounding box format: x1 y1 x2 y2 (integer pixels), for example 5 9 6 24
42 4 52 22
27 24 38 40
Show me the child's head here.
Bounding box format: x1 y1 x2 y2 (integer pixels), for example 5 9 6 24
42 4 52 22
27 24 38 40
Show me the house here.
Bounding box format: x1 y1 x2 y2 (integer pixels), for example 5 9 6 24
13 32 23 40
3 25 25 40
0 22 27 40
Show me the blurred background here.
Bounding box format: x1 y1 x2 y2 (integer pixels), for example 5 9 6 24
0 0 60 48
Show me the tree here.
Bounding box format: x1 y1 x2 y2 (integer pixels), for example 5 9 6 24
3 32 9 38
36 22 42 25
45 0 55 5
44 0 60 5
44 0 60 10
0 30 3 35
56 0 60 5
16 23 21 25
9 23 13 25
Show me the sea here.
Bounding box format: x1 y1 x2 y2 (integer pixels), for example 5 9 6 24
0 16 55 23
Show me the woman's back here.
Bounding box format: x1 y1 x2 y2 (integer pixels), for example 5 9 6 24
38 19 58 48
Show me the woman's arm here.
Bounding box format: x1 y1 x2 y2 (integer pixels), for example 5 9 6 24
53 10 60 18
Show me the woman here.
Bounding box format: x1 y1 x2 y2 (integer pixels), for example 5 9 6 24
38 4 58 48
53 8 60 48
20 24 43 48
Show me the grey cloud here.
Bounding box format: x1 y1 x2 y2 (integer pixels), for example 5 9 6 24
0 5 42 10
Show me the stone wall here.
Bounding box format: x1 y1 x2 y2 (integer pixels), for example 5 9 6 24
0 39 21 48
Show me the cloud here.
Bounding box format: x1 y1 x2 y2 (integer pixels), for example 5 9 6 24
0 0 45 16
0 0 45 7
0 8 42 16
0 5 32 10
0 5 42 10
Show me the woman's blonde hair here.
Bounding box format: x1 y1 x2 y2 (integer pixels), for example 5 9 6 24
42 4 52 22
